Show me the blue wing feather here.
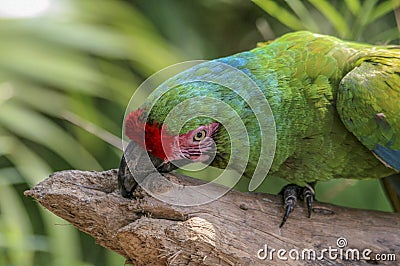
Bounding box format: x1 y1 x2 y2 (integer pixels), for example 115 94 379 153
373 145 400 171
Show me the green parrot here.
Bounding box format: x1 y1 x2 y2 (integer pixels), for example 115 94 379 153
118 31 400 226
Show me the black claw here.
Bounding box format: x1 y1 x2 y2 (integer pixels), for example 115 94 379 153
302 186 314 218
279 183 315 227
279 185 299 227
280 202 293 228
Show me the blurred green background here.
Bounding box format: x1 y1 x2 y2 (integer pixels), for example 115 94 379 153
0 0 399 265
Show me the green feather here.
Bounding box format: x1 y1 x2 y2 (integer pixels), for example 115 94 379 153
139 31 399 186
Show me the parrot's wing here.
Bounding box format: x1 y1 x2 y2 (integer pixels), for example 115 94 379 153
337 50 400 171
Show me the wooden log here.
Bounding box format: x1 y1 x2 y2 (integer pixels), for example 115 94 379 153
25 168 400 265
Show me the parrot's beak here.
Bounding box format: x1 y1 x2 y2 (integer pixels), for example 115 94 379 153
122 139 193 174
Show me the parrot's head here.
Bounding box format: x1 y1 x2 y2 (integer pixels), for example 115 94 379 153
123 81 233 173
125 108 222 171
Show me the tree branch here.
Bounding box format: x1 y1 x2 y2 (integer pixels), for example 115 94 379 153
25 169 399 265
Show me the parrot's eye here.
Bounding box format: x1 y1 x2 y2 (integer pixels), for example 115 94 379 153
193 130 207 141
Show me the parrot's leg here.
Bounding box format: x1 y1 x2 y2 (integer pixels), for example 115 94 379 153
279 183 315 227
301 184 314 218
279 184 300 227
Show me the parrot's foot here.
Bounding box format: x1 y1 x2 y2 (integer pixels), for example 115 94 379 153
279 184 315 228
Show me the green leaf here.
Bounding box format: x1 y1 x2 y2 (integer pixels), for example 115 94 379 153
0 168 25 185
252 0 305 30
344 0 361 15
357 0 379 27
308 0 351 37
0 40 107 96
0 136 52 184
11 82 67 116
0 183 34 266
0 101 102 170
0 0 187 265
369 0 400 24
370 27 400 43
285 0 320 32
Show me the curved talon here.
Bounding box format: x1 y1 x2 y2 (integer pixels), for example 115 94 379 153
302 185 314 218
279 183 315 227
280 204 293 228
279 184 299 227
303 191 313 218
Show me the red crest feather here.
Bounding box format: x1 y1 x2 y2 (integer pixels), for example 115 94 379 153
125 109 173 161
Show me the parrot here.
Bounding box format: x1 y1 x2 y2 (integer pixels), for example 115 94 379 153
118 31 400 227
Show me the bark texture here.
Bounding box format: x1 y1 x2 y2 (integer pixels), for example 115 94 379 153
25 169 399 265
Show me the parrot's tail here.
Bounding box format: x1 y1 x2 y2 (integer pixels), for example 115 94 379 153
382 174 400 212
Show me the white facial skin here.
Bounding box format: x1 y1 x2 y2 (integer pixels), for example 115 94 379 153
165 122 220 163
